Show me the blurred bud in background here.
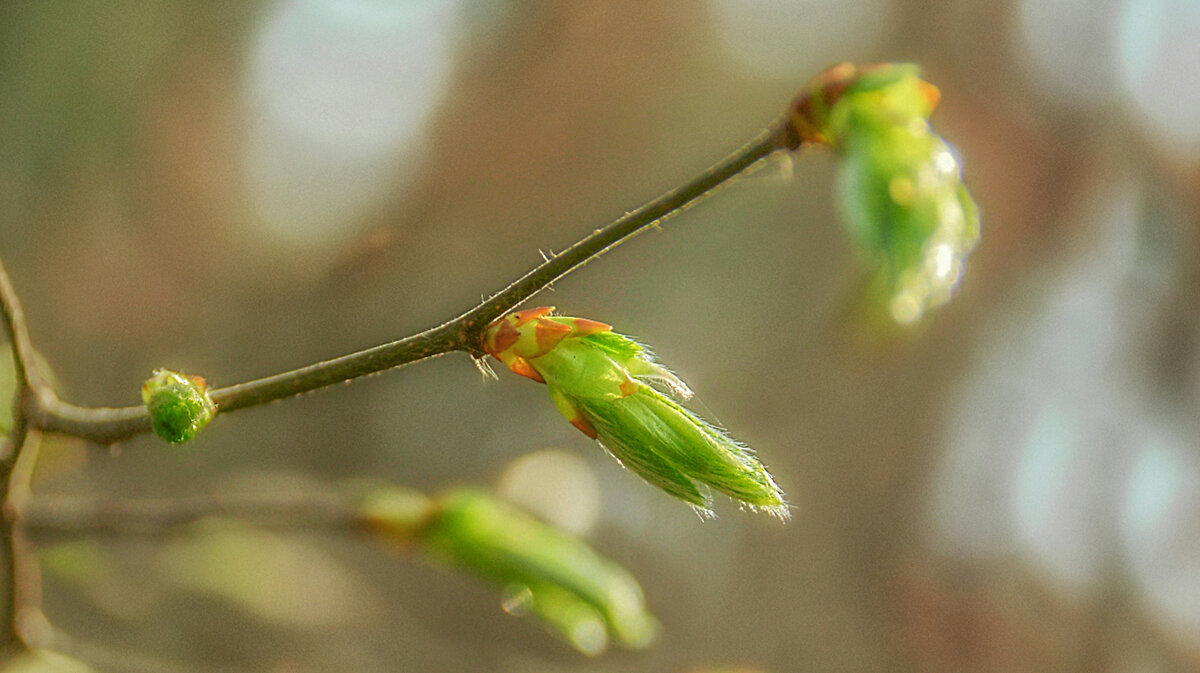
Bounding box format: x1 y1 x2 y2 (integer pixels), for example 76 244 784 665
415 489 659 656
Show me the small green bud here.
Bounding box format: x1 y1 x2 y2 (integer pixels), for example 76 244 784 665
141 368 216 444
483 308 788 519
422 489 658 655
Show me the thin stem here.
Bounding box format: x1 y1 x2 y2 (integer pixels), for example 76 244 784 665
0 423 24 653
0 259 43 396
32 119 790 445
23 492 366 537
0 416 33 654
453 122 787 331
0 513 16 655
0 256 42 653
7 436 47 649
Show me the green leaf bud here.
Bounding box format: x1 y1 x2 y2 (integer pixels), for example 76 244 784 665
789 63 980 323
141 368 216 444
483 308 788 519
422 489 658 654
837 120 980 323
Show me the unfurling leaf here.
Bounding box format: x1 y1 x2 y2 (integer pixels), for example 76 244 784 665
141 368 216 443
421 489 658 655
483 308 788 519
789 62 980 324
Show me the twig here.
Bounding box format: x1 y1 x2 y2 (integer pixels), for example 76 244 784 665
5 429 44 648
31 120 790 445
23 492 366 537
0 419 25 651
0 255 44 652
0 259 44 397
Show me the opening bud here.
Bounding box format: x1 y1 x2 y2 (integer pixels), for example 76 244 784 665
484 308 788 519
141 368 216 444
788 63 980 324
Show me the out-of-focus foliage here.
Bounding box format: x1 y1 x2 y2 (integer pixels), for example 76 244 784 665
420 489 658 656
789 63 979 324
162 522 377 628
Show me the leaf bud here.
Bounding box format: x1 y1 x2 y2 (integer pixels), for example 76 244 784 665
788 63 980 323
484 308 788 519
141 368 216 444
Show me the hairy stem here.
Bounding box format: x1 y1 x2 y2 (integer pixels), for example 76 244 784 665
31 120 789 445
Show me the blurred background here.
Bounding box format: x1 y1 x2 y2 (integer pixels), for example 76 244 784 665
1 0 1199 671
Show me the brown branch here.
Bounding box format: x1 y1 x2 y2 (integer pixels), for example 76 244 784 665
30 119 790 445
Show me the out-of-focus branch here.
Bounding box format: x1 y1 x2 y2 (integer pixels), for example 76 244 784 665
0 259 44 399
22 492 366 537
0 256 46 653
